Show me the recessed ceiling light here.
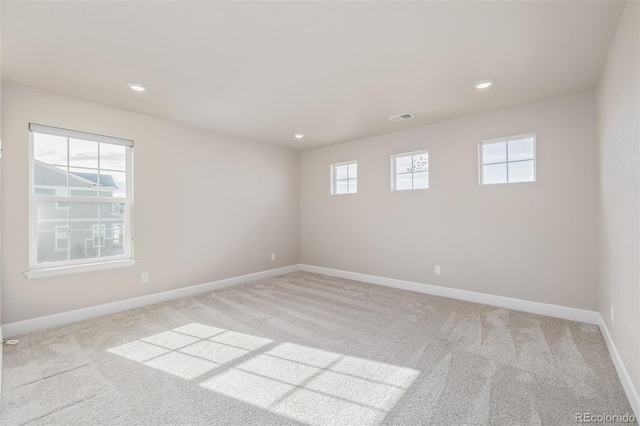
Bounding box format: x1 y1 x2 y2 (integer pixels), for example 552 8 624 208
294 134 305 139
126 81 148 92
473 79 495 90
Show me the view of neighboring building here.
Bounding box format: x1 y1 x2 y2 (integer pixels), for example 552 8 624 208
34 160 125 264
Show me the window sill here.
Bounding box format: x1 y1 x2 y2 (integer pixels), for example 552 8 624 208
24 259 137 280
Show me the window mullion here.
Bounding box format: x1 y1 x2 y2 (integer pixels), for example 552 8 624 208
411 155 415 189
97 143 101 258
66 137 71 261
97 142 102 198
97 209 102 258
66 136 70 196
66 212 71 262
33 195 124 203
506 141 510 183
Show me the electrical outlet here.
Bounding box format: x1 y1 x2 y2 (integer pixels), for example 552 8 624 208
434 265 441 275
141 272 149 283
271 253 276 261
610 305 615 323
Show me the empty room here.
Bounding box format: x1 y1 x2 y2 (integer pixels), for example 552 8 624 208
0 1 638 425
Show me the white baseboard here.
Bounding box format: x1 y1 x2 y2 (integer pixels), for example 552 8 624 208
4 263 601 337
598 318 640 418
1 265 299 338
300 264 601 324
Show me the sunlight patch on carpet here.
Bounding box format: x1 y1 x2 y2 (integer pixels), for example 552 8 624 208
107 323 419 425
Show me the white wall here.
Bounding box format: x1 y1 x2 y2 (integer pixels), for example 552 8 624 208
1 83 300 324
300 90 598 310
597 0 640 397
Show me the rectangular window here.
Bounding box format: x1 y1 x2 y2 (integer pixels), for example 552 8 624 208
479 134 535 185
55 225 69 252
331 161 357 195
392 150 429 190
92 224 106 248
30 123 133 270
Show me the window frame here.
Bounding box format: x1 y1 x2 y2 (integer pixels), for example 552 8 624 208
478 133 536 185
330 160 358 195
28 123 135 277
391 149 429 191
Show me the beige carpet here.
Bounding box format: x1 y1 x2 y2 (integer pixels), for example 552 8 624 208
0 272 635 425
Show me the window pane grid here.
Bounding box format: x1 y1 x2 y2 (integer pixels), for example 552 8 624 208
332 161 357 195
97 142 102 198
38 164 126 174
393 151 428 190
506 140 509 182
34 200 126 262
34 136 126 199
482 159 533 166
480 136 535 185
31 126 132 268
34 196 127 204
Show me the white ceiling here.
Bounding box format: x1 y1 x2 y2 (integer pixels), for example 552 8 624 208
1 1 625 150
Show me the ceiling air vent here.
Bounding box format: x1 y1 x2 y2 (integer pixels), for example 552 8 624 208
388 113 414 122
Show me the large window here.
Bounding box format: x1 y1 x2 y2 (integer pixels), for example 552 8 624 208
479 134 536 185
331 161 357 195
392 150 429 190
29 124 133 274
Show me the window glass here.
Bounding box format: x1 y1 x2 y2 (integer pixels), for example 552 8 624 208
480 135 535 184
331 161 357 195
392 151 429 190
30 125 133 269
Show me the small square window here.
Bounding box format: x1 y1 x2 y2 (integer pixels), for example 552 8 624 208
331 161 357 195
392 150 429 191
479 135 535 185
